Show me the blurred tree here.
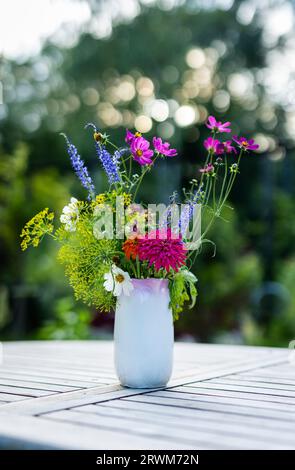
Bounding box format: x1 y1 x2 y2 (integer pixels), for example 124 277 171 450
0 145 72 338
37 297 92 340
177 205 263 341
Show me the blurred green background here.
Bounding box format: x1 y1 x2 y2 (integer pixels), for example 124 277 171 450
1 0 295 346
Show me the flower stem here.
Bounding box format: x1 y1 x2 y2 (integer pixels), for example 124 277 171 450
132 155 159 202
196 149 244 248
219 149 243 211
136 255 141 279
218 155 228 208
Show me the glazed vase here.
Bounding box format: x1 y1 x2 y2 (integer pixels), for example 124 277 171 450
114 278 174 388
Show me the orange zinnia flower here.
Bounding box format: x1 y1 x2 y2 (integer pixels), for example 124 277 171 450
122 237 139 260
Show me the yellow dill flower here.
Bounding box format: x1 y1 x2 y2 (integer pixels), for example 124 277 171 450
95 193 106 204
20 208 54 251
110 190 132 207
93 191 131 216
123 192 132 207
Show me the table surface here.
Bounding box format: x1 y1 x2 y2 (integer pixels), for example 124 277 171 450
0 340 294 450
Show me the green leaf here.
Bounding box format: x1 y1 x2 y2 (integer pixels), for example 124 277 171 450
169 267 198 321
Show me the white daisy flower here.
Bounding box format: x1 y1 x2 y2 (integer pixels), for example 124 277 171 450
103 265 134 297
60 197 79 232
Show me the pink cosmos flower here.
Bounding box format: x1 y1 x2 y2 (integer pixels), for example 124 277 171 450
199 163 214 174
153 137 177 157
125 129 142 145
204 137 221 153
217 140 237 155
138 228 186 272
232 136 259 151
131 136 154 165
206 115 231 133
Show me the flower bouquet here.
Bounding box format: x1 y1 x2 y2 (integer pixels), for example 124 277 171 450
21 117 258 388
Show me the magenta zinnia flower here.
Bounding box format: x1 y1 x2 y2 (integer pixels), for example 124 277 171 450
232 136 259 151
199 163 214 174
206 115 231 133
131 136 154 165
204 136 221 154
153 137 177 157
138 228 186 272
217 140 237 155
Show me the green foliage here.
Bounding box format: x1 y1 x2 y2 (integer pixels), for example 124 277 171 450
0 145 69 278
0 145 29 254
243 257 295 347
0 144 72 337
169 268 198 321
37 297 92 340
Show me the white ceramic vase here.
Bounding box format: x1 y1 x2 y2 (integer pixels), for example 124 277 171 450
114 278 174 388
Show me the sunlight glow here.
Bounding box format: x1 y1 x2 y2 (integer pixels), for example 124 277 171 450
0 0 91 59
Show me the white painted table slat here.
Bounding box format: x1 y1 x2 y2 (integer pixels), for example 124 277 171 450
0 340 294 450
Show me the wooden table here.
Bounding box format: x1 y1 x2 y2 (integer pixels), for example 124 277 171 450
0 341 294 450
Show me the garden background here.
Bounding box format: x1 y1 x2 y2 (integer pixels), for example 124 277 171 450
1 0 295 346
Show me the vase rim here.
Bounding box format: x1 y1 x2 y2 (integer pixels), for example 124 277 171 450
130 277 168 281
130 277 168 285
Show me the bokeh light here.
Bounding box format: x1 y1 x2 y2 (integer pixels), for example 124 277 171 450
174 105 197 127
134 115 153 132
